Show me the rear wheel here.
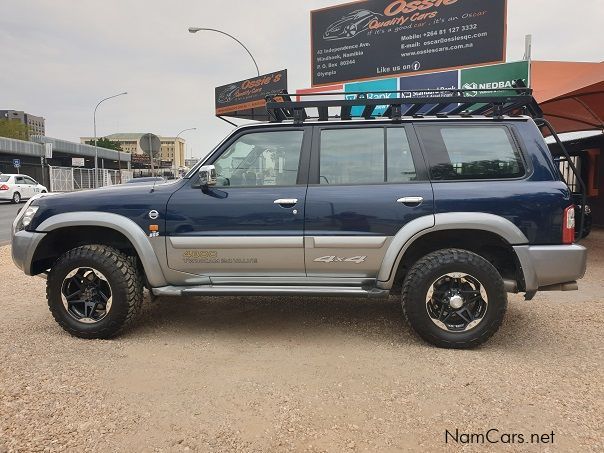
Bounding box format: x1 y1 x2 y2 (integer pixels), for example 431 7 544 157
47 245 143 339
402 249 507 349
11 192 21 203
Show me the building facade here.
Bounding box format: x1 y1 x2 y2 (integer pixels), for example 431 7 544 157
80 133 186 168
0 110 46 136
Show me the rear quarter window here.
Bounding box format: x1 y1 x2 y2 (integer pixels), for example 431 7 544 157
417 125 525 181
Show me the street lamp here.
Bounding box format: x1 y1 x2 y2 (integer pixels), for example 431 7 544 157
93 91 127 188
188 27 260 77
174 128 197 172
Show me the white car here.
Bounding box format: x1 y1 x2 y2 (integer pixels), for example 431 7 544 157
0 174 48 203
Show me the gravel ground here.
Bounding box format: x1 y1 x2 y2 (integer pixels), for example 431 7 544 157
0 232 602 452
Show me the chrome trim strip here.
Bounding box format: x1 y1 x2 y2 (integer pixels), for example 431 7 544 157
210 276 376 287
168 236 303 249
309 236 388 249
152 285 389 298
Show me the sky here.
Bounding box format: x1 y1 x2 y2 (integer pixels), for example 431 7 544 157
1 0 602 160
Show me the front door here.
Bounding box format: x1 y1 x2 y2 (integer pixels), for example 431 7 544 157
166 128 310 277
304 124 434 278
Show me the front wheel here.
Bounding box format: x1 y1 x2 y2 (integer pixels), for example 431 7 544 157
401 249 507 349
47 245 143 339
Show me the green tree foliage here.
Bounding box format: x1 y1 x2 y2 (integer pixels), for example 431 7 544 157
86 137 123 151
0 119 30 140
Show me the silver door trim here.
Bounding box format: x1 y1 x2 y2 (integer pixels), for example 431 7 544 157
308 236 388 249
168 236 304 250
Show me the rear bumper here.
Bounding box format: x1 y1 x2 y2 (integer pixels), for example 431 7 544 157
514 244 587 292
0 191 14 201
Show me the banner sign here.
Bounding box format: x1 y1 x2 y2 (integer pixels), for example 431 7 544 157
71 158 85 167
460 60 529 97
215 70 288 119
345 78 399 116
311 0 507 86
399 70 459 112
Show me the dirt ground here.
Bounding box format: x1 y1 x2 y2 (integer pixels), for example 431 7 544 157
0 232 602 453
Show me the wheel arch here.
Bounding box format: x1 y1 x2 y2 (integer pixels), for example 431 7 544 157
377 213 530 291
31 212 168 287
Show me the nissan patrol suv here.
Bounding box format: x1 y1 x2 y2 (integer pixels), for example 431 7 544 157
11 89 588 349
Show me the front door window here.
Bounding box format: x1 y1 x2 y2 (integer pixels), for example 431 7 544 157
212 131 304 187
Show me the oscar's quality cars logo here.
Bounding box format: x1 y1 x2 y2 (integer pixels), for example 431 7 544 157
217 74 283 104
323 0 459 40
323 9 384 41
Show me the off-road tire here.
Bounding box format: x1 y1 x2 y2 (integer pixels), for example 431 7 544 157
401 249 507 349
47 245 143 339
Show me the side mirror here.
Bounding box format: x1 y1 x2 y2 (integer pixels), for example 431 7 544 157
198 165 217 187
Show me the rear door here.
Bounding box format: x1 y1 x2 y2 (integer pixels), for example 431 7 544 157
165 127 311 277
23 177 41 197
304 124 434 278
14 176 31 198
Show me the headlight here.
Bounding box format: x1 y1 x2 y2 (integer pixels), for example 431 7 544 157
15 206 39 232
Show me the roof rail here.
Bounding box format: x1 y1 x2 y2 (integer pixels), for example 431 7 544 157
266 83 543 124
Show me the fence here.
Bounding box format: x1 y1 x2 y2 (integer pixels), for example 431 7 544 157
49 166 133 192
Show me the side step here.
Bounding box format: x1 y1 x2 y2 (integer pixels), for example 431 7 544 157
152 285 390 299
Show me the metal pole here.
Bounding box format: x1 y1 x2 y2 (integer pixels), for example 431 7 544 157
93 92 127 188
188 27 260 77
175 128 196 172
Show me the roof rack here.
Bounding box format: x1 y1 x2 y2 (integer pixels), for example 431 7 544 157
266 85 543 124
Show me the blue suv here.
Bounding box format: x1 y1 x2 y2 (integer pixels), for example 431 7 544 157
11 90 588 348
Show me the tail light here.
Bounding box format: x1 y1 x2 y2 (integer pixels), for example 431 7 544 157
562 205 575 244
0 184 8 191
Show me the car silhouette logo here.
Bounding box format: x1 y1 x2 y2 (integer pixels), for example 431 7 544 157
218 84 239 104
323 9 383 41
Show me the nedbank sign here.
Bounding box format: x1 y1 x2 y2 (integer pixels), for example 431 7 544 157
460 61 529 96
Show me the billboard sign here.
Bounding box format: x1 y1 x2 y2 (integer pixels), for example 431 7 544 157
215 70 288 119
345 78 399 116
399 70 459 113
460 60 529 97
311 0 507 86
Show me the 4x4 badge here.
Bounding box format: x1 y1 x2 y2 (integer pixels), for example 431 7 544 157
149 210 159 220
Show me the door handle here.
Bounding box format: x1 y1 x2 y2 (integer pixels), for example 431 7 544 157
274 198 298 207
397 197 424 207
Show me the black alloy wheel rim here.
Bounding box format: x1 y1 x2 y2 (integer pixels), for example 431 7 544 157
61 268 113 324
425 273 489 332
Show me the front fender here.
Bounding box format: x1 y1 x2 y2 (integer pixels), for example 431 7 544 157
35 212 168 287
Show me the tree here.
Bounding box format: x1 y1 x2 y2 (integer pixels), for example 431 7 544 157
0 119 30 141
85 137 123 151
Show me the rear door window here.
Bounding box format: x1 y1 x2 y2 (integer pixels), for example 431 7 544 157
417 125 525 180
318 127 417 185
